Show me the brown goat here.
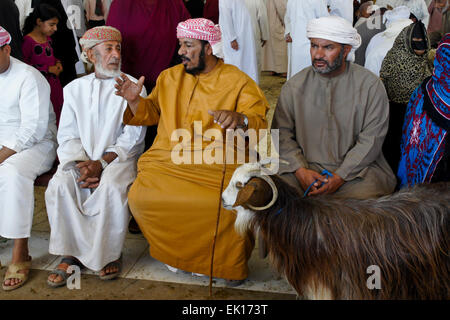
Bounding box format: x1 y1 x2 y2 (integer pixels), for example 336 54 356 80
222 166 450 300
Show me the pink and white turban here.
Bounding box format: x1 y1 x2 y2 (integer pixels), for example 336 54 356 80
0 26 11 47
176 18 223 58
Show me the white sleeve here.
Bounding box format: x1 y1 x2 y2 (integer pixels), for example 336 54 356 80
219 0 237 41
284 0 292 36
56 87 90 169
104 86 148 161
2 71 51 153
365 35 377 61
258 0 270 41
364 50 381 76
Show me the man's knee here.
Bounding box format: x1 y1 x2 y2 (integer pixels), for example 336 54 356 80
46 171 76 194
99 170 132 194
335 178 393 199
0 164 28 184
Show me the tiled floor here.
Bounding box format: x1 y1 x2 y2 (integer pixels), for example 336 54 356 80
0 186 295 295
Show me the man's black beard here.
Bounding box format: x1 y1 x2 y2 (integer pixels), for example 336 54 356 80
182 45 206 75
312 45 345 74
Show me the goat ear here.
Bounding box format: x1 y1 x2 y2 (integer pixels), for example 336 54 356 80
233 178 274 210
233 184 256 208
245 177 274 208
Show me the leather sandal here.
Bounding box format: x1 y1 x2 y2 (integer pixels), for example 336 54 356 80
47 257 84 288
2 257 32 291
99 255 122 280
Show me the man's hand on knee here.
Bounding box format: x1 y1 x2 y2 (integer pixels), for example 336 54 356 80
295 167 328 195
308 173 345 196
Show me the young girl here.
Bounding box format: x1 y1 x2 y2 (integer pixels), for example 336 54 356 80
22 4 63 126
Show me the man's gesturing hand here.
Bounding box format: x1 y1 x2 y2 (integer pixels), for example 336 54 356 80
208 110 247 130
115 73 145 110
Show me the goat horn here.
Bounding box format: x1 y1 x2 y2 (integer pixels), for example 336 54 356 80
247 175 278 211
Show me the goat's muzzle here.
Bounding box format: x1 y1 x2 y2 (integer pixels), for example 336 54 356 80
233 176 278 211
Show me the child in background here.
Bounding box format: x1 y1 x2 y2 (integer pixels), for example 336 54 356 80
22 3 63 126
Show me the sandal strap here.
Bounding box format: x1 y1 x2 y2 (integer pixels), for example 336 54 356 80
60 257 83 268
102 257 122 272
48 268 70 281
4 271 26 281
4 261 31 280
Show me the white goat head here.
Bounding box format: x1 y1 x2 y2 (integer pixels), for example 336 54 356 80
222 161 279 235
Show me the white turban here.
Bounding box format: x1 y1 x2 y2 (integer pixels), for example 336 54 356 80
383 6 411 26
306 16 362 62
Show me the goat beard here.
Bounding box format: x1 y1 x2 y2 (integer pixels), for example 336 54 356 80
233 207 255 236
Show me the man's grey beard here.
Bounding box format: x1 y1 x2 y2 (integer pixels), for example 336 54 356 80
312 46 345 74
94 60 122 78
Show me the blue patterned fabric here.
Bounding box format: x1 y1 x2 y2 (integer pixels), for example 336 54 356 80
397 34 450 187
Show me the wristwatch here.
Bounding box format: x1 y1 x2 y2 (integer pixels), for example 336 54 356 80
237 115 248 129
243 115 248 127
99 158 108 170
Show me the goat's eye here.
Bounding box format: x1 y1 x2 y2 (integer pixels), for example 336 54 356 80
236 182 244 189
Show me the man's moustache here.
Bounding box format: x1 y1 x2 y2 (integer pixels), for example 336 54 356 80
181 55 191 62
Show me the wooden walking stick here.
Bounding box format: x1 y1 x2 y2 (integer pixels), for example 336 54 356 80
209 153 227 297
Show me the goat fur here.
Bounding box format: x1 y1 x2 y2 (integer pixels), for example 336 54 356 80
223 165 450 300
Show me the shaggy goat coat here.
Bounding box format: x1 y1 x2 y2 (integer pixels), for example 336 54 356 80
239 176 449 299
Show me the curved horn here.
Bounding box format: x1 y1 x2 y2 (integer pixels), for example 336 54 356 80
247 175 278 211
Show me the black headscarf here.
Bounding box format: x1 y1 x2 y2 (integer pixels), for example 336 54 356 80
1 0 23 60
411 21 428 51
32 0 78 86
380 22 432 104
